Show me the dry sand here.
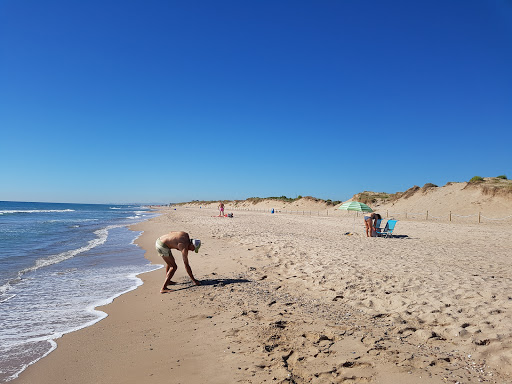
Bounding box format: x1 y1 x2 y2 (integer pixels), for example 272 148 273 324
13 206 512 383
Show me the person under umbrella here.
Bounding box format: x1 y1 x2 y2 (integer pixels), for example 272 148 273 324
337 201 374 234
364 212 382 237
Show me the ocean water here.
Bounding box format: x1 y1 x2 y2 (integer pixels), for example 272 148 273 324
0 201 162 382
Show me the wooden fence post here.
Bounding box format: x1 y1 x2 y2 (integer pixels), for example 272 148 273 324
449 211 452 222
426 210 429 220
479 212 481 223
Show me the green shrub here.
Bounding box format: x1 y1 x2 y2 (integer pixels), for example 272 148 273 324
469 176 484 182
268 196 296 203
496 175 507 180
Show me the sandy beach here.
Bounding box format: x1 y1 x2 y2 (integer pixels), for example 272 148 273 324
4 0 510 382
12 206 512 383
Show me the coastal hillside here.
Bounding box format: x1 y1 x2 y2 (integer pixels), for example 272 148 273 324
367 177 512 218
179 195 340 212
178 177 512 218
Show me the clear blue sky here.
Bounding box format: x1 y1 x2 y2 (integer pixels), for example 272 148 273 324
1 1 511 204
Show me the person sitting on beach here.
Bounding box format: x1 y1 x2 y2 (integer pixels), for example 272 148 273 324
155 231 202 293
218 201 225 216
364 212 382 237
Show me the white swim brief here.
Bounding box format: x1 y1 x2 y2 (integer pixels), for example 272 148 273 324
155 238 171 257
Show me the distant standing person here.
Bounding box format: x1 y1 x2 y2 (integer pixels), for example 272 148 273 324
364 212 382 237
218 201 225 216
155 231 202 293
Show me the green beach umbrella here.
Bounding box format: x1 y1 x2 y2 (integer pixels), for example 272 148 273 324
337 201 373 233
337 201 373 213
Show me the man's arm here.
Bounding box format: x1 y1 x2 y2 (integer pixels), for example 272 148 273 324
180 247 201 285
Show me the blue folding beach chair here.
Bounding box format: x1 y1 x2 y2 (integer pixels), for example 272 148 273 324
377 220 397 238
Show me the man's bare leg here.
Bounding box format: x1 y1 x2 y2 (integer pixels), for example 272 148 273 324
161 256 178 293
163 264 177 285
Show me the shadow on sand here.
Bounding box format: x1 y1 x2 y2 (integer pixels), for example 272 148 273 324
199 277 251 286
165 277 251 293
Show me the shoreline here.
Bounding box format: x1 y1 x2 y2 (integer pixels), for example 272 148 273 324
5 270 154 383
0 206 159 383
11 207 247 384
12 207 512 383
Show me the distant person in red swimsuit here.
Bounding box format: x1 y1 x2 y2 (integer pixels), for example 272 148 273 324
218 201 225 217
364 212 381 237
155 231 201 293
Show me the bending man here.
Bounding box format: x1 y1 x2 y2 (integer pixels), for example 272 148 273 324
155 231 201 293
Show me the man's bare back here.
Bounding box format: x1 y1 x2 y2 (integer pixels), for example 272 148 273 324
159 231 191 251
